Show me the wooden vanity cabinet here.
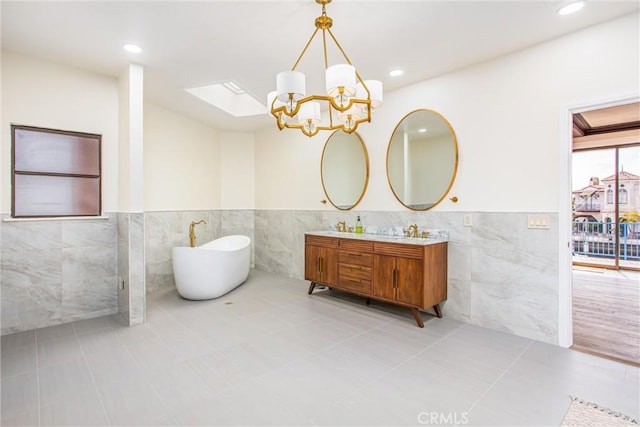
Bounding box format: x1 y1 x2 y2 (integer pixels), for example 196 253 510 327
306 233 448 327
304 235 338 286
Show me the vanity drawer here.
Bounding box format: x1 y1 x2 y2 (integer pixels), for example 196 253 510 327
339 251 372 266
373 242 423 259
338 275 372 294
339 263 372 281
339 239 373 252
306 235 338 247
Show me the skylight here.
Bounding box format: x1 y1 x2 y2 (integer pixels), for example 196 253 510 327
185 82 265 117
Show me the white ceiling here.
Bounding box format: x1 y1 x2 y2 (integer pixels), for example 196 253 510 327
2 1 638 133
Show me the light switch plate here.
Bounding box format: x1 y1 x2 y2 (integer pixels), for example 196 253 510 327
528 214 549 229
463 214 472 227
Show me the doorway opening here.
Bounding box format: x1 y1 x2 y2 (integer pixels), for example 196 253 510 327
570 102 640 366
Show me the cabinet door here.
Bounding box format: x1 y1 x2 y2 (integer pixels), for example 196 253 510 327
305 245 337 285
372 254 396 300
395 257 423 306
321 246 338 285
305 245 322 282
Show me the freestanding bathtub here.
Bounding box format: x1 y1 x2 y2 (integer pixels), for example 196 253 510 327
172 235 251 300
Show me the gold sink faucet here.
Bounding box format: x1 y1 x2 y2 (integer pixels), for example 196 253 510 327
408 224 419 238
189 220 207 247
336 221 346 232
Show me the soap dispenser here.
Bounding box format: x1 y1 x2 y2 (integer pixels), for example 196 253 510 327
355 215 363 234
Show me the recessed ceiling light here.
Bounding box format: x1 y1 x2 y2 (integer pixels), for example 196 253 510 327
556 1 585 15
418 128 427 133
389 69 404 77
123 44 143 54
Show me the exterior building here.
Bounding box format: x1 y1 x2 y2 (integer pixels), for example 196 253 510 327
573 171 640 223
601 170 640 222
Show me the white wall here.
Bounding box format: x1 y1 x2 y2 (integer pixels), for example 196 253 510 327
220 132 255 209
254 127 327 210
143 101 221 211
1 51 119 213
255 13 640 213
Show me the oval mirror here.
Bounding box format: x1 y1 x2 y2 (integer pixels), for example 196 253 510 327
386 109 458 210
321 131 369 210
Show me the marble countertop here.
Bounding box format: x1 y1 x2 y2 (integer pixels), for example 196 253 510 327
306 230 447 246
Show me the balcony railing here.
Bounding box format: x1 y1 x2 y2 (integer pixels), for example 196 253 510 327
572 221 640 262
574 203 601 212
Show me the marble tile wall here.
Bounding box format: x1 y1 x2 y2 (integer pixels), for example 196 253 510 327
144 210 255 294
1 213 118 335
117 213 146 326
254 210 324 280
2 208 559 344
129 213 146 326
117 213 130 322
254 210 559 344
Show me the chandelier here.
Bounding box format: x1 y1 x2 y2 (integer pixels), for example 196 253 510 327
268 0 383 137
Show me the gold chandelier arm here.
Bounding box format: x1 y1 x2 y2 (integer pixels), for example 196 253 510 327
292 27 321 70
326 28 355 66
322 29 329 69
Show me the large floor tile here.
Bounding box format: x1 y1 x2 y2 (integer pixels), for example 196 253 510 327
84 343 144 386
39 386 109 426
1 268 637 426
416 334 525 383
124 336 181 372
1 343 37 378
38 358 95 407
470 374 572 427
96 375 174 426
36 333 84 369
72 316 113 335
145 360 217 412
1 408 40 427
1 330 35 348
187 350 255 391
77 327 123 356
1 372 39 420
35 323 75 342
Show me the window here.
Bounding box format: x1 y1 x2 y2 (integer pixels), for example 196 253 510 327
606 188 614 204
12 125 101 218
619 187 628 204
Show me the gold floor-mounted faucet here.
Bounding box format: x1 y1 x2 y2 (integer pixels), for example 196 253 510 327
408 224 419 238
189 220 207 247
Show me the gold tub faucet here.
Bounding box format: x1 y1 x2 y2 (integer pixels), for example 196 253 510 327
189 220 207 247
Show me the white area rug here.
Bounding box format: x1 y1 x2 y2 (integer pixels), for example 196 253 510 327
561 397 638 426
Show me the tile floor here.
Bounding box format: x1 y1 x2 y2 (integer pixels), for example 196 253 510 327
2 269 639 426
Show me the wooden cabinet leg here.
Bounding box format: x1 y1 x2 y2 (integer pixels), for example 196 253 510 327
433 304 442 318
365 298 371 305
411 308 424 328
308 282 316 295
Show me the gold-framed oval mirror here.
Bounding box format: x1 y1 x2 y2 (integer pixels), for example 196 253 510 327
321 130 369 210
386 109 458 210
